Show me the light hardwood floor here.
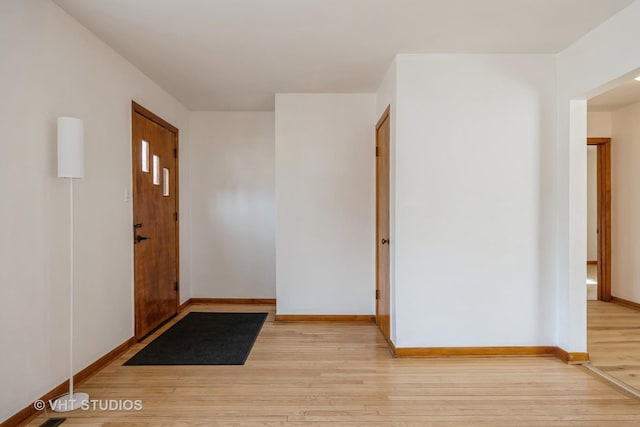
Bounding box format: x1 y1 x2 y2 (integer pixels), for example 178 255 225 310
588 300 640 391
29 303 640 426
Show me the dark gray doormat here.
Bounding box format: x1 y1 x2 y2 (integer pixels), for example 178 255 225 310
124 312 267 365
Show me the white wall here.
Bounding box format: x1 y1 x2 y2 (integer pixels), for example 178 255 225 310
0 1 190 421
392 54 557 347
611 101 640 303
557 0 640 353
275 94 377 315
586 146 598 261
587 111 612 137
189 112 275 298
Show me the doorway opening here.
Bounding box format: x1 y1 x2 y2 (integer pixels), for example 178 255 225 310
586 79 640 392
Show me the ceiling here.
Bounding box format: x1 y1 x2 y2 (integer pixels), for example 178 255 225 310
54 0 635 111
588 78 640 112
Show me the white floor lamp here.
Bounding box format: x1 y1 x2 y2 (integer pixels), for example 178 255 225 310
53 117 89 412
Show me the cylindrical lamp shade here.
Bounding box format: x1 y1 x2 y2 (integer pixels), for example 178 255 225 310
57 117 84 178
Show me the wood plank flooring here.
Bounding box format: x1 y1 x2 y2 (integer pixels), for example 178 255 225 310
29 303 640 426
588 300 640 391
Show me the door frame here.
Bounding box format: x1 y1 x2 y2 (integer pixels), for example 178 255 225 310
587 137 611 302
131 101 180 339
375 105 391 343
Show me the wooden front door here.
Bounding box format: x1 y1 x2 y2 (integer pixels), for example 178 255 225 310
132 101 180 340
376 106 391 343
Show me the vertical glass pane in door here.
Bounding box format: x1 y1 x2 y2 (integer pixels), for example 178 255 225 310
141 140 149 173
153 155 160 185
163 168 169 196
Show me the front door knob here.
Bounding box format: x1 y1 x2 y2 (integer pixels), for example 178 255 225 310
381 238 389 245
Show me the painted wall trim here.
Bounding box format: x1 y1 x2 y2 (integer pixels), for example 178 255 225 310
1 337 136 427
275 315 375 322
393 346 556 358
554 347 590 364
611 296 640 312
190 298 276 305
388 345 589 364
179 298 192 312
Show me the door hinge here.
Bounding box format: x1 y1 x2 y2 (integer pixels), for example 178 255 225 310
173 148 178 158
376 289 380 300
174 281 179 291
174 211 178 222
376 146 380 157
